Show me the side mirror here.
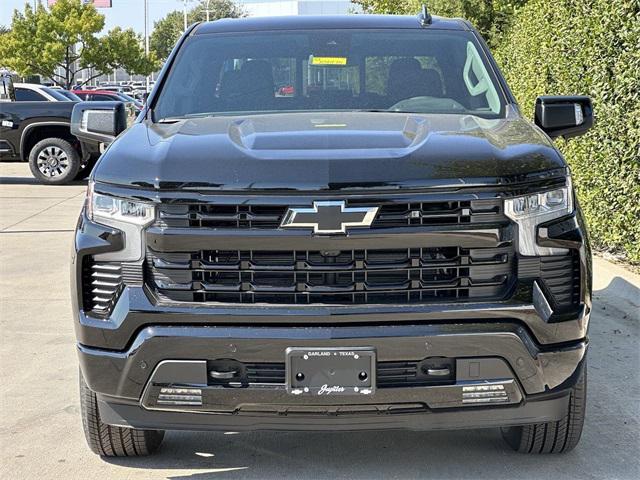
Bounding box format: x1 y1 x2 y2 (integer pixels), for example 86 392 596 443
71 101 128 144
534 96 593 139
0 73 15 102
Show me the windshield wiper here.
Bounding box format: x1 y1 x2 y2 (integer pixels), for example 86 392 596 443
156 117 188 124
354 109 416 114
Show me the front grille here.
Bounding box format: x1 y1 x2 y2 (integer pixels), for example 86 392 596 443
159 204 286 229
212 361 453 389
147 246 514 305
82 260 124 316
156 198 505 230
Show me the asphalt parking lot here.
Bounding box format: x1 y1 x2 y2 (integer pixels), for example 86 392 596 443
1 162 639 480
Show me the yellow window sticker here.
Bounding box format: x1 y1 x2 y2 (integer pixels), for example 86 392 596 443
311 56 348 66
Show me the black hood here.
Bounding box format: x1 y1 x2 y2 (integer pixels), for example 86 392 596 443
93 111 566 191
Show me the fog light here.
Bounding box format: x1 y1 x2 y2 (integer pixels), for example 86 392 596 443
157 387 202 406
462 383 509 404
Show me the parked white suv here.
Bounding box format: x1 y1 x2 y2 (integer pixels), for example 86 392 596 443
13 83 71 102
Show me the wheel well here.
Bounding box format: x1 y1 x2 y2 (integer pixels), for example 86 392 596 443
21 125 79 161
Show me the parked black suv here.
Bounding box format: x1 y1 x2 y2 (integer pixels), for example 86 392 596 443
71 13 593 457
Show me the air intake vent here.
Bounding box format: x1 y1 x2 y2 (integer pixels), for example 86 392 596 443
539 251 581 312
82 260 124 316
208 360 454 389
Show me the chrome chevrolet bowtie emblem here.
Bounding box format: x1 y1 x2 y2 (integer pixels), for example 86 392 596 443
280 201 378 234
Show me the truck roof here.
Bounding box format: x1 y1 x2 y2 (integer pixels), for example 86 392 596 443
195 14 469 35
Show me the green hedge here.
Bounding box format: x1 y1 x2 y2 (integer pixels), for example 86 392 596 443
494 0 640 263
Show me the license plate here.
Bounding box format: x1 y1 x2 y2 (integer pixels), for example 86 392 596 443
285 347 376 396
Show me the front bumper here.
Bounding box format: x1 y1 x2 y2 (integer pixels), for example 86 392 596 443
79 321 587 431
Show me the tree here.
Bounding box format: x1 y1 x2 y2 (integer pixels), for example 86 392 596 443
150 0 245 60
0 0 159 88
353 0 527 46
494 0 640 263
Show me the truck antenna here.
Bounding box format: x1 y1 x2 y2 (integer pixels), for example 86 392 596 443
419 4 432 26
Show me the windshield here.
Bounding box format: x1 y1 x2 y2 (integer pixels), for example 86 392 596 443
154 29 506 121
43 87 73 101
58 90 81 101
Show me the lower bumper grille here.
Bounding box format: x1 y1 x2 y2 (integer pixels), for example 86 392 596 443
209 360 455 389
147 246 514 305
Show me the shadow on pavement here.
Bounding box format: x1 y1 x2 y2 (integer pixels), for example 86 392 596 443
593 276 640 314
0 176 88 186
101 273 638 480
106 429 518 479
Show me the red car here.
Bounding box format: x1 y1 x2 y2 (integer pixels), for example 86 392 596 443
277 84 295 96
72 89 143 114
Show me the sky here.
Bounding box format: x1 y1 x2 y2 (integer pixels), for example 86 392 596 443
1 0 194 34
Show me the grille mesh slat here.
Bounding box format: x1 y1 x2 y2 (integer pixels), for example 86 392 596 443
147 246 514 305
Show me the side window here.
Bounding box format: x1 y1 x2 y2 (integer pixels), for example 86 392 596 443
15 88 47 101
92 94 115 101
272 58 296 96
365 57 392 96
304 61 360 96
218 58 296 98
365 56 443 100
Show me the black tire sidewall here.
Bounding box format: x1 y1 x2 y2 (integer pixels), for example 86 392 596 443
74 155 98 181
28 138 81 185
500 360 587 453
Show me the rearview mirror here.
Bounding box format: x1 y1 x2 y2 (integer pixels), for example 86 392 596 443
71 101 128 144
534 96 593 139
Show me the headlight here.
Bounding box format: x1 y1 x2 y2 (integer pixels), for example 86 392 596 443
504 180 573 256
87 182 155 261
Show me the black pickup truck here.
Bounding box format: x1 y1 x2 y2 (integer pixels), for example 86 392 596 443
70 12 593 457
0 74 100 184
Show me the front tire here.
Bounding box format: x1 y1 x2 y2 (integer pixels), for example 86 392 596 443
79 372 164 457
501 363 586 454
28 138 81 185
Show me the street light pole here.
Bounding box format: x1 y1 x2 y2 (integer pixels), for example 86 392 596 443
183 0 188 31
144 0 150 93
206 0 211 22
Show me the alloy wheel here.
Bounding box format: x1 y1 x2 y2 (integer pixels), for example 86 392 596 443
36 145 70 178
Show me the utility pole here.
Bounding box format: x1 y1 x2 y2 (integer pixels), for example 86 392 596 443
144 0 150 93
206 0 211 22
